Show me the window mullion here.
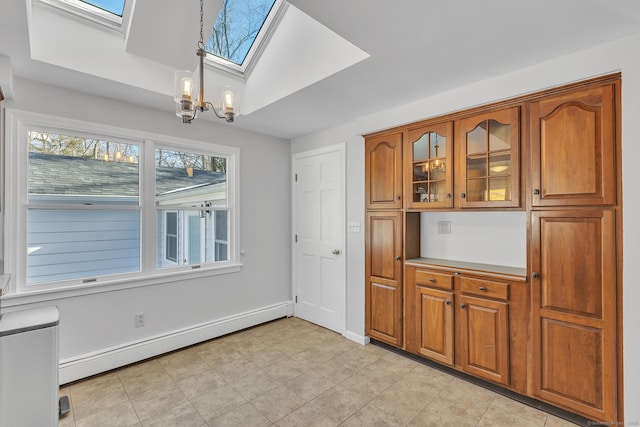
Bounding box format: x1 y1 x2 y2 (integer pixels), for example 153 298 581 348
140 139 157 275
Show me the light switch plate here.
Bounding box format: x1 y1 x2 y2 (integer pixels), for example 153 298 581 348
437 221 451 234
348 221 361 233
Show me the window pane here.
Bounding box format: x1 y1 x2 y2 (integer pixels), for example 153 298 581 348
157 209 230 268
80 0 126 16
155 149 227 208
27 209 140 284
467 122 487 154
412 133 429 162
28 131 139 205
206 0 277 65
489 120 511 151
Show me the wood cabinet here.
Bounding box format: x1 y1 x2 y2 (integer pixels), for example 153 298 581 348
530 84 616 207
404 121 453 209
456 106 521 208
530 209 617 421
365 132 403 209
459 277 510 386
365 211 403 345
405 264 523 390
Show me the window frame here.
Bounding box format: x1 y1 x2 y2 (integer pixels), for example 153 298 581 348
3 109 241 297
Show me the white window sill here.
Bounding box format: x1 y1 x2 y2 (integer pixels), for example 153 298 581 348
0 264 243 307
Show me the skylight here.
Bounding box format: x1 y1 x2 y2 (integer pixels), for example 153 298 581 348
206 0 277 66
79 0 125 17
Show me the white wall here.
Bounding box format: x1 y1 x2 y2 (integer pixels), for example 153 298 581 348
0 78 293 383
293 33 640 422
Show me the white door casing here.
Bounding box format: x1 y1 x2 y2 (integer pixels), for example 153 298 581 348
292 144 346 334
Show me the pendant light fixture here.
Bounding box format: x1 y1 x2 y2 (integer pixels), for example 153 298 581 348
175 0 237 124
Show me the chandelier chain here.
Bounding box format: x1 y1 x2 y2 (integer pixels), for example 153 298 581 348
199 0 205 49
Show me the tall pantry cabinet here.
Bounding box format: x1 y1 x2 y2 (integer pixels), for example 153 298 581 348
365 132 404 345
529 81 620 422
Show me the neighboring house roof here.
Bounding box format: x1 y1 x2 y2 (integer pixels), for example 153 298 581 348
28 152 226 197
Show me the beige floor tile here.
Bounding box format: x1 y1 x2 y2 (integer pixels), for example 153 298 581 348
274 402 339 427
208 403 271 427
408 399 478 427
176 369 227 400
118 360 176 397
217 357 261 381
342 403 404 426
70 376 129 421
251 384 307 422
285 371 338 401
128 384 189 421
75 400 140 427
310 384 371 424
545 414 581 426
241 347 290 368
157 349 210 381
197 347 247 367
477 405 544 427
262 357 307 383
491 394 549 425
367 382 435 425
139 401 205 427
229 369 280 400
190 384 248 423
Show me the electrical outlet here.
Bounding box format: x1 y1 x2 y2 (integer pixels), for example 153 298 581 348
135 313 145 328
437 221 451 234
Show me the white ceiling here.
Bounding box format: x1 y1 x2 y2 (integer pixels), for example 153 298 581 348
2 0 640 139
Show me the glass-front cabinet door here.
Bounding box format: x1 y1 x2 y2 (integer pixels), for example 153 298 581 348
456 106 520 208
405 121 453 209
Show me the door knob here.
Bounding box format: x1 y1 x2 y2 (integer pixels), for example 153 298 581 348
332 249 341 255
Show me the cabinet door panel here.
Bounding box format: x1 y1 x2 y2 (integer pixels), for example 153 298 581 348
531 210 616 420
457 106 520 208
417 287 454 365
530 84 616 206
365 211 403 345
460 295 510 385
365 133 403 209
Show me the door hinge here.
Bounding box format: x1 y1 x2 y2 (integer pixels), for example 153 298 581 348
295 234 298 242
295 296 298 303
295 173 298 182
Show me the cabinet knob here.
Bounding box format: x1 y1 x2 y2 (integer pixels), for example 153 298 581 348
460 193 466 199
533 189 540 195
445 300 451 305
428 278 436 283
446 193 452 199
478 286 486 291
460 304 467 309
532 272 540 279
396 195 401 200
395 256 402 261
453 272 461 276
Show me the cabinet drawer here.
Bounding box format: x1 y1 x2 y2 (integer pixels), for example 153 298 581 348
415 270 453 290
461 278 509 300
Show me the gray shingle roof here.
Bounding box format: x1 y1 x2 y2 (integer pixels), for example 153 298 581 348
28 152 226 197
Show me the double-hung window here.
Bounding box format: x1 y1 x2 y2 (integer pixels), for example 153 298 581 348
3 110 239 294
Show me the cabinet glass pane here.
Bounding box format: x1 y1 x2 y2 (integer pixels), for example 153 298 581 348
429 161 446 180
467 156 487 178
431 181 447 203
413 133 430 162
413 163 428 181
467 178 487 202
489 153 511 176
467 122 487 154
414 183 428 202
489 120 511 151
430 132 447 159
489 177 511 201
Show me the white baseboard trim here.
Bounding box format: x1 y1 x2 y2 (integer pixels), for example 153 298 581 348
344 330 370 345
59 301 294 384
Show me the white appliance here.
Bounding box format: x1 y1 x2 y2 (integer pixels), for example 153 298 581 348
0 306 60 427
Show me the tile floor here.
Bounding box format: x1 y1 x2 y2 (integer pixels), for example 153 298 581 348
58 317 579 426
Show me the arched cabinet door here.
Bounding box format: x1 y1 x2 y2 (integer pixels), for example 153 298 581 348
456 106 521 208
365 132 403 209
530 84 616 207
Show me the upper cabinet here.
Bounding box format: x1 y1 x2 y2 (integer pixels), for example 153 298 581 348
405 121 453 209
456 106 521 208
365 132 403 209
530 84 616 207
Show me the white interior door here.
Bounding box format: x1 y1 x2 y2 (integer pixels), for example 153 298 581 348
293 145 345 333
